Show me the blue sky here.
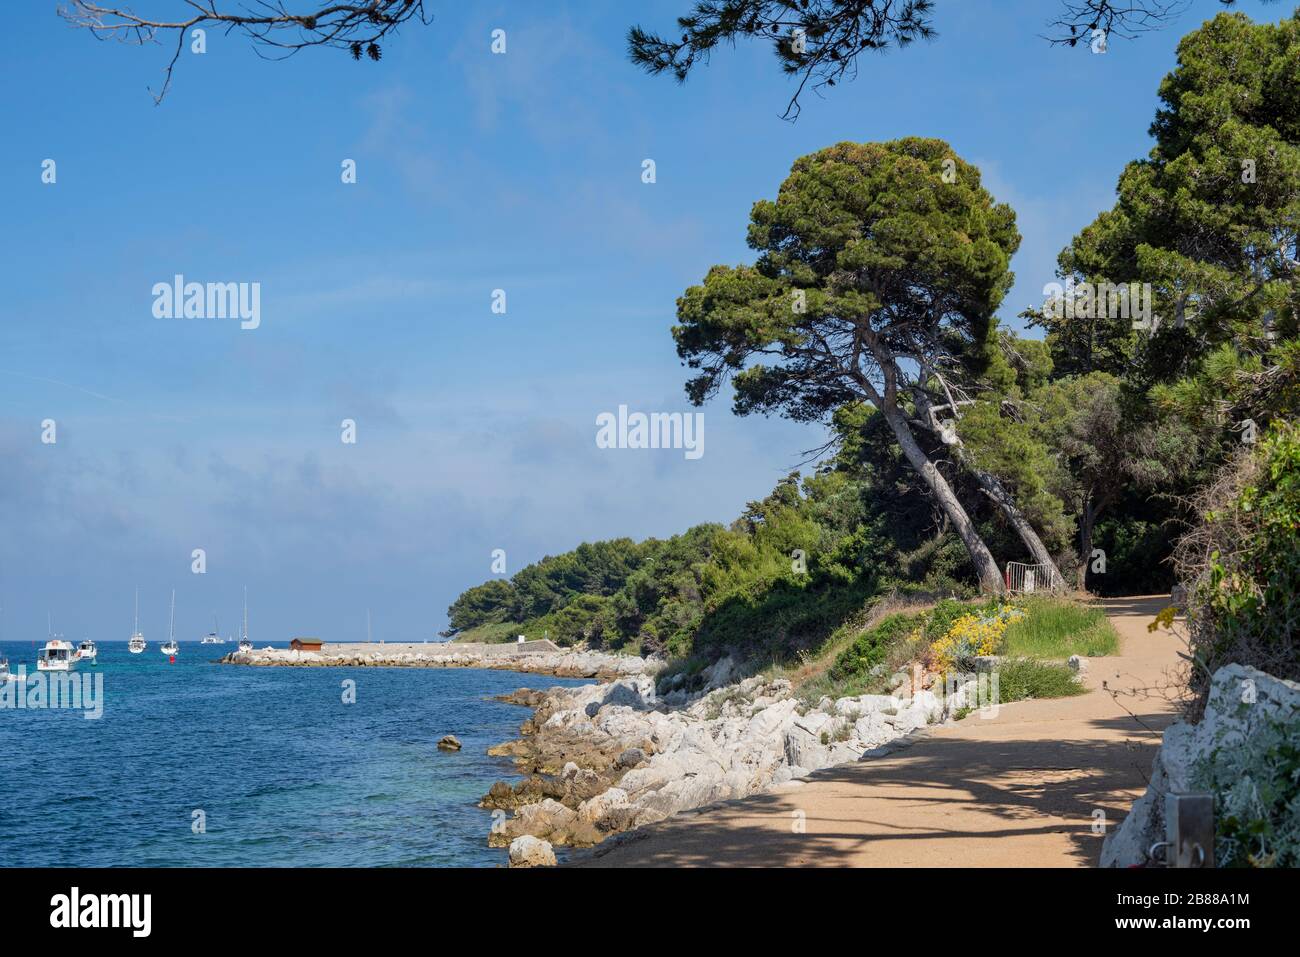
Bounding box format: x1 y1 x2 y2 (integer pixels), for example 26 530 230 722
0 0 1285 642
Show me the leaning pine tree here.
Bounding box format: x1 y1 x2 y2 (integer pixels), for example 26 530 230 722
673 138 1064 593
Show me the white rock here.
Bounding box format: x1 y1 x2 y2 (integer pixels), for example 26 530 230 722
1101 664 1300 867
577 787 630 824
508 835 557 868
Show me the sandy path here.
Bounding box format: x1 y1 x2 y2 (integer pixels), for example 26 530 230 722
576 595 1183 868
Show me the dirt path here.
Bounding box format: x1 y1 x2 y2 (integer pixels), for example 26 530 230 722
577 595 1183 868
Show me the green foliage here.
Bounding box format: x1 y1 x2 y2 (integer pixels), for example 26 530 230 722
446 579 518 633
999 598 1119 658
1038 10 1300 436
994 659 1086 701
828 613 919 683
449 620 525 645
447 467 933 661
454 14 1300 673
1090 513 1178 596
673 138 1018 419
1193 718 1300 868
1187 423 1300 695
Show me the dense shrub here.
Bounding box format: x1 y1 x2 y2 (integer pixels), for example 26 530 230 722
828 613 920 683
1175 423 1300 714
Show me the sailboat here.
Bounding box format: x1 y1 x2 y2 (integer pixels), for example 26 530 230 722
237 587 252 654
160 591 179 656
128 589 146 654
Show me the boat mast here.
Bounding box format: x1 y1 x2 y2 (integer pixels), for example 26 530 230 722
134 588 140 635
243 587 248 641
169 590 176 643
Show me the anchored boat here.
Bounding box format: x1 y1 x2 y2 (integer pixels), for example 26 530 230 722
237 587 252 654
200 613 225 645
128 588 146 654
37 638 77 672
160 590 179 656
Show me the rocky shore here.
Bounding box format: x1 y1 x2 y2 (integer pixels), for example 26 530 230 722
220 642 655 680
222 638 981 866
483 656 981 863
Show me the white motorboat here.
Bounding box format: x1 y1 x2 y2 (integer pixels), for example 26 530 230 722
200 613 225 645
161 590 179 656
237 587 252 654
37 638 77 672
128 588 146 654
77 639 98 663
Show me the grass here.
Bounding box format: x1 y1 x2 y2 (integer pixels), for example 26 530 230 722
1000 597 1119 659
656 594 1109 709
994 658 1087 701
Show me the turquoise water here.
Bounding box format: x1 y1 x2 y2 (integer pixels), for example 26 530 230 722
0 641 587 866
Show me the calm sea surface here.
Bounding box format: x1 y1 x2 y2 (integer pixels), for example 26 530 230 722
0 641 589 866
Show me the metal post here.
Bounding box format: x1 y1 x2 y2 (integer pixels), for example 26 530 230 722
1164 792 1215 868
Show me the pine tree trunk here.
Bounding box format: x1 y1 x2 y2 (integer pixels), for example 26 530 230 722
881 407 1005 594
910 389 1064 586
965 462 1065 584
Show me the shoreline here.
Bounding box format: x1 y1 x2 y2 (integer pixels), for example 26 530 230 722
569 597 1180 868
478 657 978 864
222 640 978 866
219 641 657 681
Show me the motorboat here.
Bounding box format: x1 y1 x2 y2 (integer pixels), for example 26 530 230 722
37 638 77 672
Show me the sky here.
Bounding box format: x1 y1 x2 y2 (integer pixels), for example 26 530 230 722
0 0 1286 642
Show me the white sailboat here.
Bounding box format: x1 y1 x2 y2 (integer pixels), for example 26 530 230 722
237 587 252 654
0 606 19 682
128 588 146 654
160 590 179 656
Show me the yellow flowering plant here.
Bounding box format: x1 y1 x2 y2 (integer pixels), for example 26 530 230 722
929 605 1024 673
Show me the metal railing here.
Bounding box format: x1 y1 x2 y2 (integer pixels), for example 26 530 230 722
1004 561 1065 594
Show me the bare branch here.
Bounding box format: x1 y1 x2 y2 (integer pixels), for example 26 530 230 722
58 0 432 102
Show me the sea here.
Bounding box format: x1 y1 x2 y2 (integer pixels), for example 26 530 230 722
0 641 590 866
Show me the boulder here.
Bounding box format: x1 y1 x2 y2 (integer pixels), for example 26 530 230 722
577 787 631 825
1101 664 1300 867
601 675 658 710
437 734 462 751
616 747 647 769
783 724 830 770
508 835 556 868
